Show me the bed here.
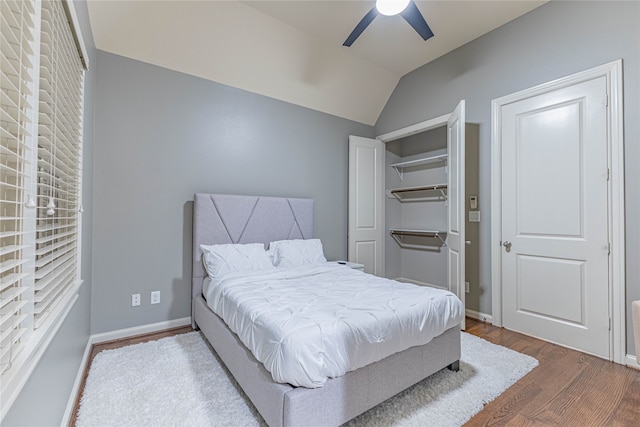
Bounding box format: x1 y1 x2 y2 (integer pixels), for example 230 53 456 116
192 193 462 427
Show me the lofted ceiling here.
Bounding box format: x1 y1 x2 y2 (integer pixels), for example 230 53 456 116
87 0 547 125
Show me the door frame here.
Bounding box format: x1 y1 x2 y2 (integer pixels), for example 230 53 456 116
490 60 625 363
376 105 466 329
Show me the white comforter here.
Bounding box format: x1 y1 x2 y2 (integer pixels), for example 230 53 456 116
204 264 463 388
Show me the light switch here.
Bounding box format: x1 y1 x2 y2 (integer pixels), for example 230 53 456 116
469 211 480 222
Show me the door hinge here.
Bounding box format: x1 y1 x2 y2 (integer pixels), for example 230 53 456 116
606 168 610 181
609 318 612 331
606 94 609 107
608 242 611 255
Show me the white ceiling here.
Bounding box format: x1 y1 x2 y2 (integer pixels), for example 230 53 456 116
87 0 546 125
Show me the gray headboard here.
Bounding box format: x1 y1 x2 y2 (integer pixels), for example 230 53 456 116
192 193 314 300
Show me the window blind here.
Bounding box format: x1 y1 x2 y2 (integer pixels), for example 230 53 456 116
1 0 85 414
34 0 83 328
0 0 37 374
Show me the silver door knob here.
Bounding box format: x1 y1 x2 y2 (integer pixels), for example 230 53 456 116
503 241 512 252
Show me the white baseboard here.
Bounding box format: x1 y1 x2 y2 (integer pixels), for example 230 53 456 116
60 338 92 427
61 317 192 426
91 317 192 344
465 308 493 324
626 354 640 371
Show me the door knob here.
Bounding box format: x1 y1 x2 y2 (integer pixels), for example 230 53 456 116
503 241 512 252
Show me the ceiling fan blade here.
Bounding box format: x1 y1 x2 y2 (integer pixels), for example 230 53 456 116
401 1 434 41
343 7 378 47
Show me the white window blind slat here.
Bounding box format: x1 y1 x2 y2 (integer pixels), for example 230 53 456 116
36 232 75 250
36 244 75 270
0 259 28 276
0 321 28 361
0 273 29 295
0 301 29 325
0 162 23 180
34 263 74 305
0 320 27 363
34 268 75 329
33 255 74 293
0 284 29 310
0 298 29 368
34 241 75 270
0 314 27 344
0 230 27 239
0 317 28 365
36 222 76 234
35 224 75 238
0 245 29 258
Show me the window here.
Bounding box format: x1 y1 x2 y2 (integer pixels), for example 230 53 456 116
1 0 87 415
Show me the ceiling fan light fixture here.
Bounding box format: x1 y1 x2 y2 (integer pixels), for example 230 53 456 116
344 0 432 47
376 0 410 16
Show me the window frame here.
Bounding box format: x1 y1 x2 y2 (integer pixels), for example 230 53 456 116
0 0 88 417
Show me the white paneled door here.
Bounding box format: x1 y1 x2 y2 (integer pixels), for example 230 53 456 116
348 136 385 276
500 76 610 358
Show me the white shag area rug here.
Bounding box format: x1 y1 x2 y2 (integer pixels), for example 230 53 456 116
77 331 538 427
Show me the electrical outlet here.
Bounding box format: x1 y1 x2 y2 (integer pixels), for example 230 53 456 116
131 293 141 307
465 281 470 293
151 291 160 305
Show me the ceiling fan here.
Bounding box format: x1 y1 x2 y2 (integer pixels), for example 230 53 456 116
343 0 434 47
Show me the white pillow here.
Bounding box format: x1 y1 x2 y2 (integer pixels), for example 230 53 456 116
268 239 327 268
200 243 273 278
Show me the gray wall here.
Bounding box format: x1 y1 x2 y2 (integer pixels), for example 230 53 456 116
3 0 96 425
376 1 640 353
91 52 374 334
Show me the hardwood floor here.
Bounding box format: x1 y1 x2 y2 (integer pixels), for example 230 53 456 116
464 318 640 426
69 319 640 426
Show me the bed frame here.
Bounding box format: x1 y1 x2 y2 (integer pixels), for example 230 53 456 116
192 193 461 427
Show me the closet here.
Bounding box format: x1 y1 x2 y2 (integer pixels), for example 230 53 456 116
348 101 474 329
385 126 450 287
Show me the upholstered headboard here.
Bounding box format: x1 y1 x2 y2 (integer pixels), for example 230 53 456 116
192 193 314 301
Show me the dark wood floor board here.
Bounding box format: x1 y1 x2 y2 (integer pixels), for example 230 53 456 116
479 382 544 426
603 374 640 426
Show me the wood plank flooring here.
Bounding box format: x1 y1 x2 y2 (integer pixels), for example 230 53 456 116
464 318 640 426
69 319 640 426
